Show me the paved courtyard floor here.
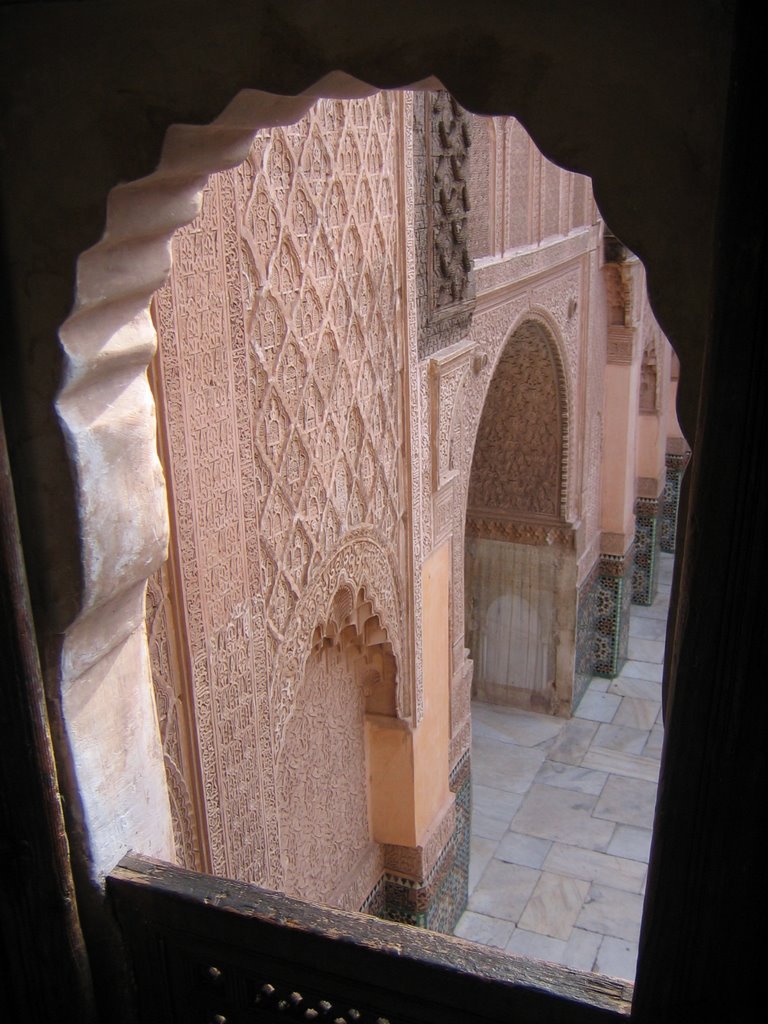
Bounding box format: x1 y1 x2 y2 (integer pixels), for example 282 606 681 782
453 551 673 982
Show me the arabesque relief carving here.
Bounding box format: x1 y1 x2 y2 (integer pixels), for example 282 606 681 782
430 91 473 310
640 333 659 413
467 320 566 521
147 94 409 898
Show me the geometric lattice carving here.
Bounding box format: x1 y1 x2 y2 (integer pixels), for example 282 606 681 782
148 94 406 896
467 320 567 520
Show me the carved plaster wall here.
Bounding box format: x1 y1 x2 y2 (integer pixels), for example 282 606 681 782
147 94 411 903
429 114 604 721
467 320 566 521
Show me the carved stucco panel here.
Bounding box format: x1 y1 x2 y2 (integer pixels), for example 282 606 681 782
273 527 405 755
530 268 580 389
277 647 371 906
149 94 410 896
467 320 563 519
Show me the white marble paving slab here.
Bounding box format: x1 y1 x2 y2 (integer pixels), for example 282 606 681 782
627 637 666 664
629 616 668 641
495 831 552 869
593 722 650 756
581 747 660 783
510 784 615 851
612 661 664 686
546 718 599 766
473 783 526 822
517 871 590 939
595 935 639 981
575 884 644 943
533 760 608 795
542 843 647 894
593 775 657 829
471 809 511 840
454 911 515 949
642 723 664 759
606 825 653 862
574 690 622 724
469 836 498 892
560 928 603 972
472 703 566 747
505 928 566 963
468 859 540 922
472 738 547 794
612 696 661 730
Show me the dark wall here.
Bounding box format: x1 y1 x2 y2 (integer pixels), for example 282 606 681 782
0 0 732 642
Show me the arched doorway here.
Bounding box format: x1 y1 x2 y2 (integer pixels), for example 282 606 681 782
465 319 575 715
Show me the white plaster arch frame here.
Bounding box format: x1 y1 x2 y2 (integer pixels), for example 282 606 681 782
54 74 441 878
463 309 572 524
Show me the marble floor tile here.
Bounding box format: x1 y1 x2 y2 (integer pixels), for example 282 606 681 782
575 884 644 943
627 637 666 664
560 928 603 972
581 747 660 783
630 601 669 621
472 703 566 747
510 784 616 851
472 809 512 841
593 775 657 829
642 723 664 759
606 825 653 863
612 661 664 686
546 718 599 766
468 859 540 921
458 568 670 964
454 911 515 950
628 616 668 641
472 738 547 795
506 928 566 963
574 690 622 724
595 935 639 981
517 871 591 939
587 677 611 692
469 836 498 892
533 761 608 795
593 722 650 756
612 696 661 731
542 843 646 894
495 831 552 869
473 783 525 822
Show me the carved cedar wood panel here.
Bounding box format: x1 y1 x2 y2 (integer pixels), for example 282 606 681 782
467 321 565 520
147 94 406 897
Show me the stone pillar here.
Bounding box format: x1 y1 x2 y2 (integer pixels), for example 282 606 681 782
633 333 671 604
596 253 643 675
661 354 691 554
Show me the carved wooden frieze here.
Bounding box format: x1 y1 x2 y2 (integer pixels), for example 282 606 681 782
429 91 473 311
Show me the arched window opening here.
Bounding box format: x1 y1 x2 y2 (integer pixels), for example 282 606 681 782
50 79 689 1003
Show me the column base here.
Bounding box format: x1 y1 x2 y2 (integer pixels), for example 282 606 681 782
363 753 470 933
661 450 691 554
633 496 663 606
